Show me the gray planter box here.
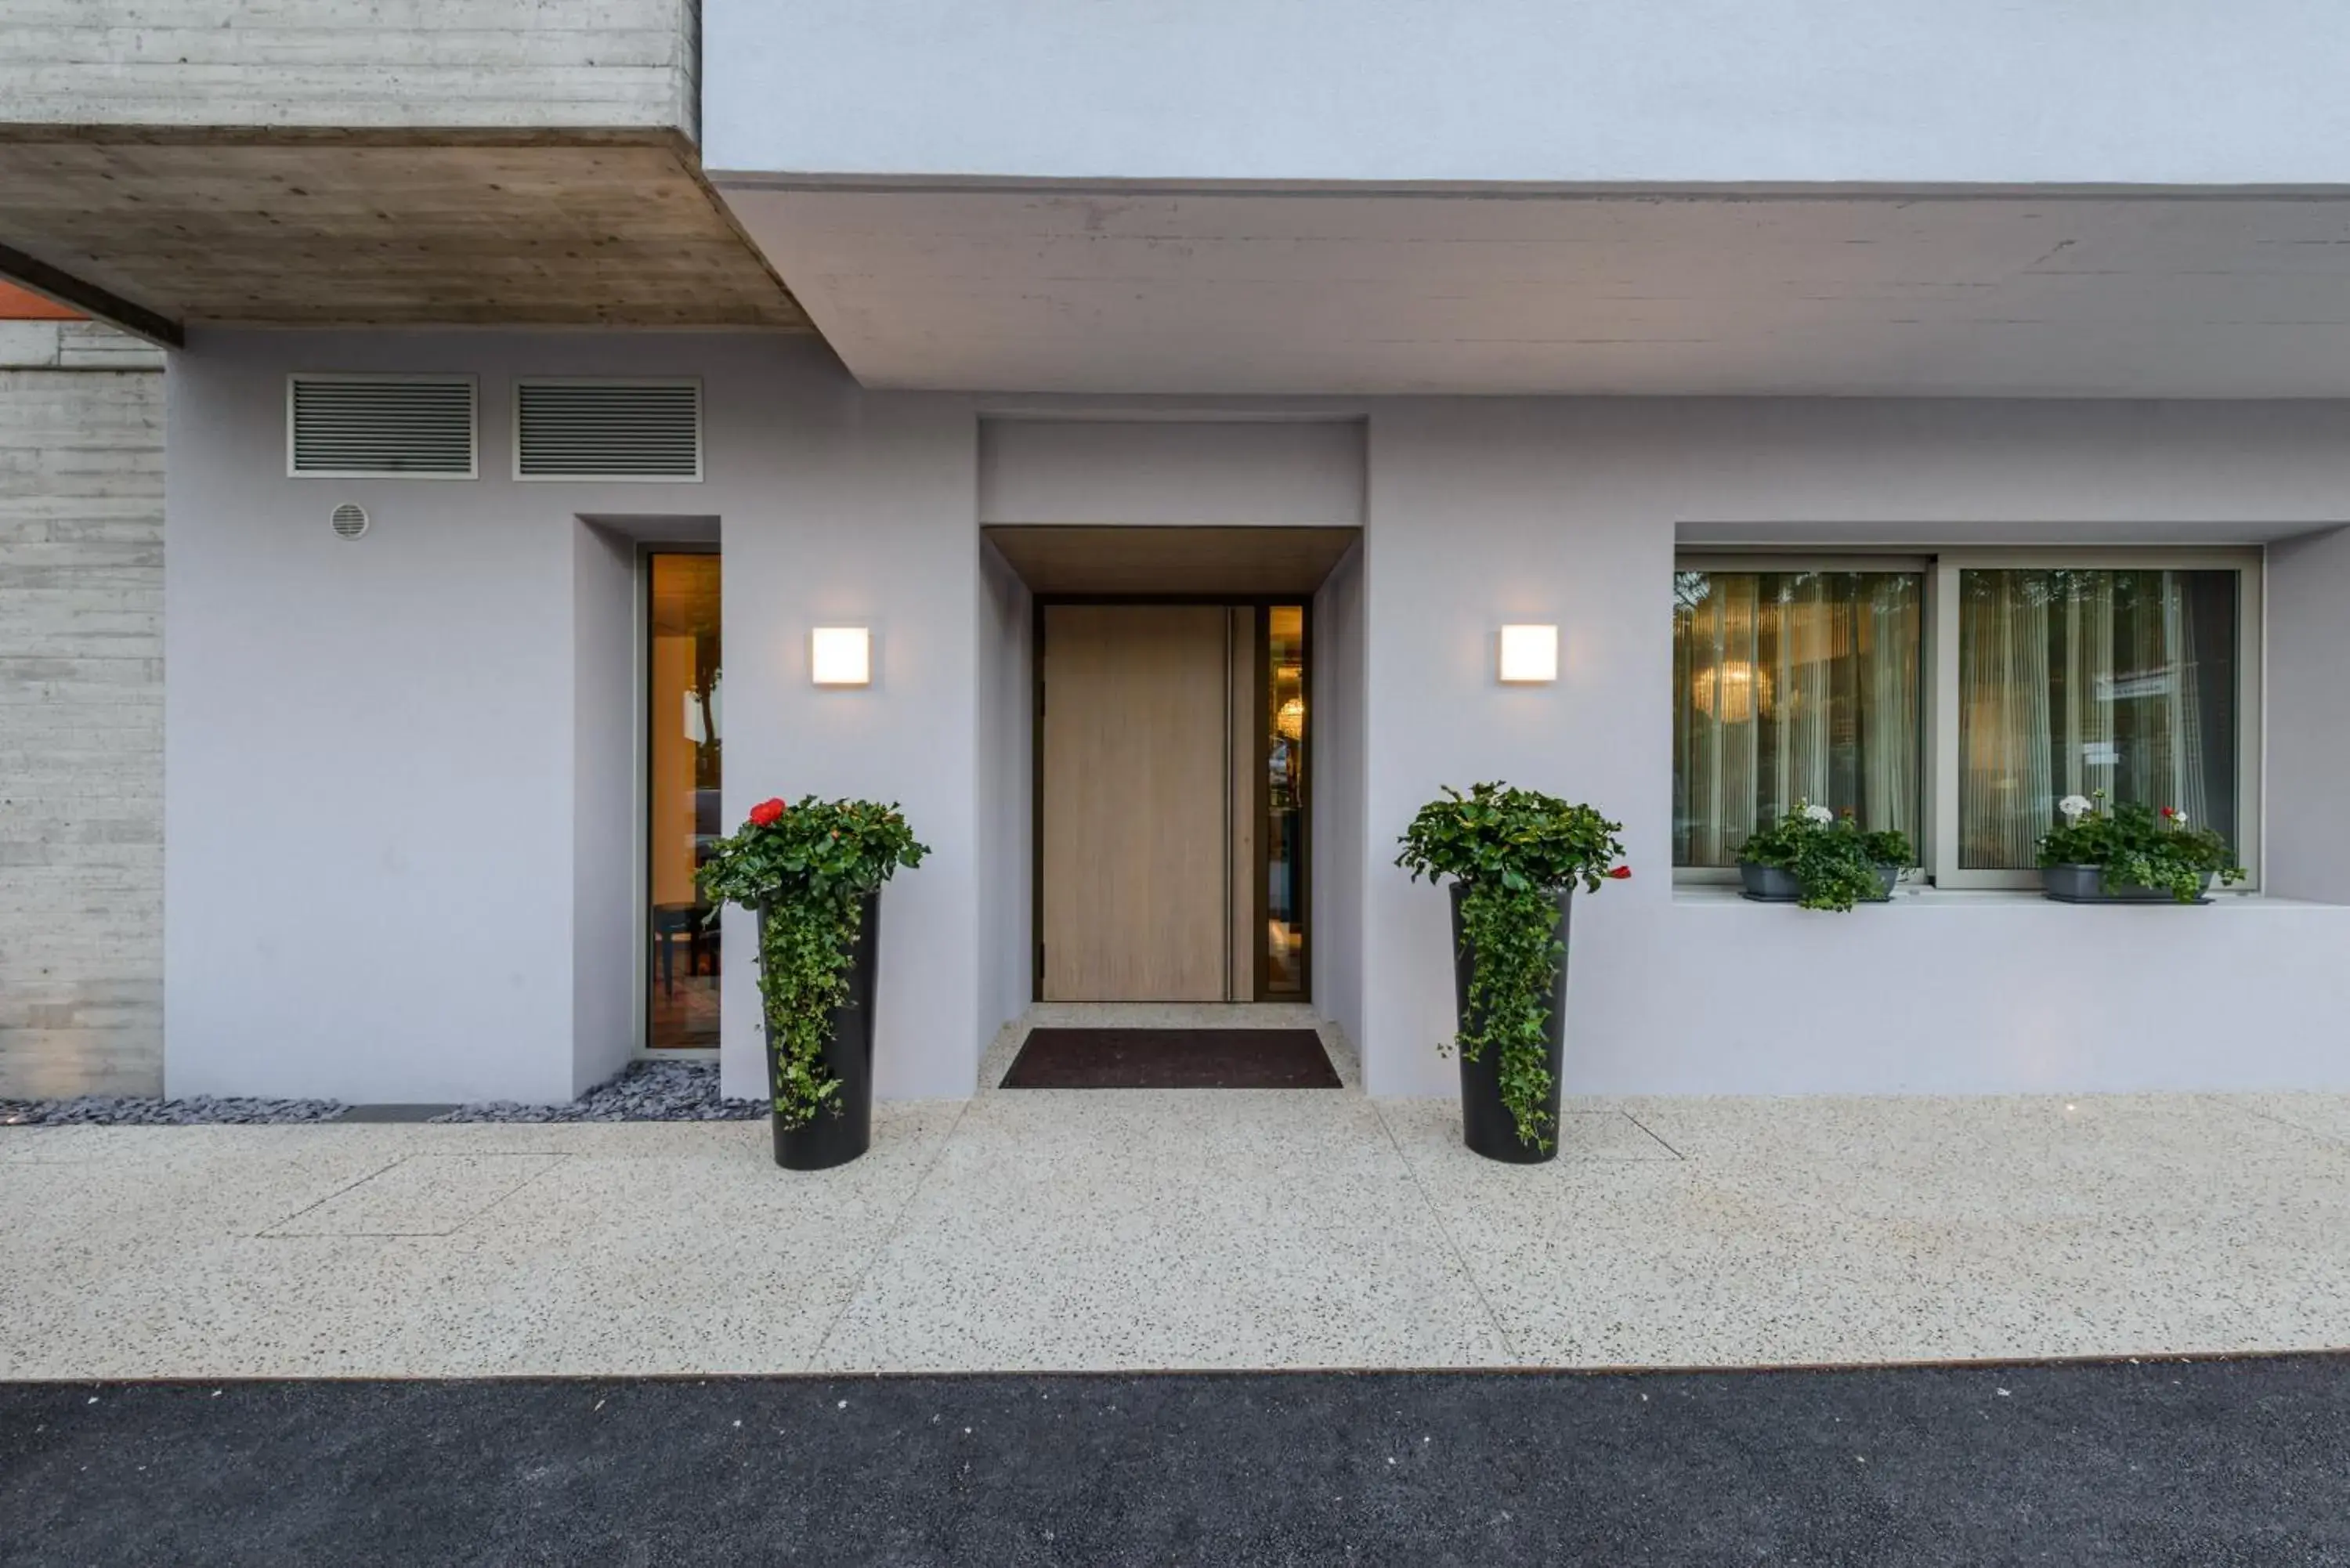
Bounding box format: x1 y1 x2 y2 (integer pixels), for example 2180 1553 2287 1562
2041 864 2211 905
1738 862 1903 903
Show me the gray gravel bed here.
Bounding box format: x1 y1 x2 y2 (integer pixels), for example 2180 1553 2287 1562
430 1060 762 1122
0 1095 345 1127
0 1062 761 1128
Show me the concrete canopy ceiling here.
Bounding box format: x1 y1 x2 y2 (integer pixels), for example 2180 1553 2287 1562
718 184 2350 397
0 132 811 338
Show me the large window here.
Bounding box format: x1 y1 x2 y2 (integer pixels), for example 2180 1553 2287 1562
1673 567 1924 867
1958 569 2240 870
1674 552 2260 889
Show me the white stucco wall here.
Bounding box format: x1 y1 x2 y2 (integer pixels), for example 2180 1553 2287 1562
165 331 982 1105
978 419 1366 528
974 539 1032 1056
2266 525 2350 905
571 520 641 1097
707 367 982 1104
706 2 2350 186
1310 540 1368 1060
164 331 2350 1104
1359 398 2350 1097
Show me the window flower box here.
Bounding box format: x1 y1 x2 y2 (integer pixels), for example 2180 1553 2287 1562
2036 793 2241 907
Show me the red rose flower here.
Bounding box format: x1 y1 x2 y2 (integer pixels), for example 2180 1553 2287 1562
747 798 786 827
1606 865 1632 880
2160 806 2177 818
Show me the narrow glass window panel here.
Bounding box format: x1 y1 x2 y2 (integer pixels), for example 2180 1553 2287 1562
1672 570 1924 866
648 553 721 1050
1265 605 1307 995
1958 569 2238 870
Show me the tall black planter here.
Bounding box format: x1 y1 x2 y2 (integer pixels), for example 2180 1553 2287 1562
758 891 880 1172
1448 881 1571 1165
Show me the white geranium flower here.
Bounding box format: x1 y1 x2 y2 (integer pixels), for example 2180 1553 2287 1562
1802 804 1835 826
2058 794 2094 822
2170 810 2188 827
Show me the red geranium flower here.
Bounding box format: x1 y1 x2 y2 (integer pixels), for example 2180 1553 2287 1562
1606 865 1632 880
747 798 786 827
2160 806 2178 818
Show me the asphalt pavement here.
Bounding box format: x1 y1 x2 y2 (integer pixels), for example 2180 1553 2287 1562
3 1356 2345 1566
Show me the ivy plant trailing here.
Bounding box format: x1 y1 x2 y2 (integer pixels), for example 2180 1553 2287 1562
1395 783 1628 1153
2038 790 2243 903
1739 802 1914 912
699 796 928 1129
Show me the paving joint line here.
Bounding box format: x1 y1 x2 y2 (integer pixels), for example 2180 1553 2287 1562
1369 1098 1524 1364
251 1153 414 1238
258 1147 573 1239
1617 1105 1688 1160
441 1151 576 1237
2204 1091 2345 1143
806 1100 975 1368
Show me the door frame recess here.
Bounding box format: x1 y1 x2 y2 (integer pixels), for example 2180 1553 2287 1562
1029 594 1313 1005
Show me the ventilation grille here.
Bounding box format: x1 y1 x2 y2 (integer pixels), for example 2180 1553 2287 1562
516 380 703 481
330 503 370 540
288 377 476 478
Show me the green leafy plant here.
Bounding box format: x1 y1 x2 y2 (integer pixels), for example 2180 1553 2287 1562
699 796 928 1128
2037 790 2243 903
1739 803 1913 912
1394 782 1628 1154
1858 828 1914 869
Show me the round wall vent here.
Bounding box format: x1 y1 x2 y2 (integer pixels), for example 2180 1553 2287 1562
331 503 370 540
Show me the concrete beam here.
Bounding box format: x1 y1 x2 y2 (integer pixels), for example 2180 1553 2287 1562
0 240 182 349
0 131 805 331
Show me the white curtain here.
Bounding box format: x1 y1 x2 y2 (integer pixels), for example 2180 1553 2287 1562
1958 570 2210 868
1673 573 1920 866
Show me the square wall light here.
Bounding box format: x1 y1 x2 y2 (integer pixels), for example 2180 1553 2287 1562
811 627 871 686
1498 623 1559 684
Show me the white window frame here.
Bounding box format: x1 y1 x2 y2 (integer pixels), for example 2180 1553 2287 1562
1673 546 2263 893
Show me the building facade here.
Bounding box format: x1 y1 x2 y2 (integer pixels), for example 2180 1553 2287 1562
6 4 2350 1107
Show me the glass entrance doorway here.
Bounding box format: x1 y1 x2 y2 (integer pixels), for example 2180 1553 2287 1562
646 552 721 1050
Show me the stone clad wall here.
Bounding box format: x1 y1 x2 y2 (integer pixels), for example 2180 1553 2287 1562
1 0 700 138
0 319 165 1097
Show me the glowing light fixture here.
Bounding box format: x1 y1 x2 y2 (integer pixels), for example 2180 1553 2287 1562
810 626 871 687
1497 623 1559 684
1276 695 1306 741
1690 659 1768 723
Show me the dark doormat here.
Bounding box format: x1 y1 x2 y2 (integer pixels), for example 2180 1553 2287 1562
1003 1028 1342 1089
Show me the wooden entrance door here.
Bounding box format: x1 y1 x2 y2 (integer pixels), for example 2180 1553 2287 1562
1040 605 1232 1001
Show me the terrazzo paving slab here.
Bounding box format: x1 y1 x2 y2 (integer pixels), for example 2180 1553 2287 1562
813 1090 1510 1372
261 1152 569 1237
0 1106 964 1381
0 1127 63 1161
8 1089 2350 1381
466 1102 965 1375
0 1143 406 1250
2229 1091 2350 1150
0 1234 559 1381
1385 1094 2350 1368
